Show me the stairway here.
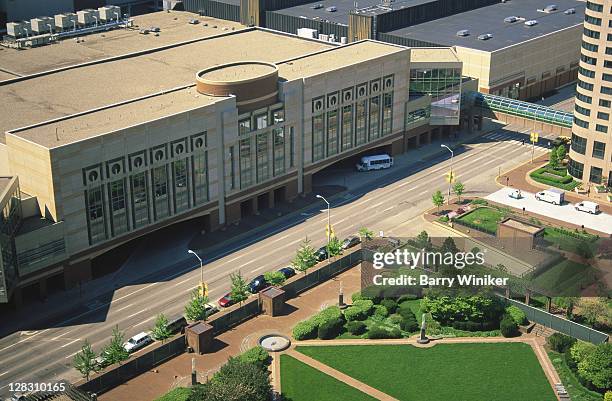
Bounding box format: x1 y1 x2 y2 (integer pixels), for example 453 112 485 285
532 323 556 338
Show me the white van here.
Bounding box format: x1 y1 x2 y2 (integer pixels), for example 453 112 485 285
575 201 599 214
535 188 564 205
356 154 393 172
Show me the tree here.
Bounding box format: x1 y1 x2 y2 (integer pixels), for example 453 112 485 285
230 271 249 305
578 298 609 327
578 343 612 390
358 227 374 241
103 326 129 365
432 190 445 213
263 271 286 287
73 339 99 381
151 313 171 342
549 149 559 169
327 235 342 257
452 181 465 203
556 145 566 161
441 236 459 255
292 238 318 274
415 230 432 250
184 289 209 322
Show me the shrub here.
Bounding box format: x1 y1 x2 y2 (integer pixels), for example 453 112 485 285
605 391 612 401
353 299 375 315
400 317 419 332
500 315 519 338
292 320 317 340
570 341 596 364
505 305 528 325
154 387 191 401
351 291 364 302
547 333 576 353
373 305 389 319
318 319 344 340
344 305 368 321
422 295 504 325
239 346 270 368
389 314 403 325
311 306 344 328
367 326 402 339
346 321 367 335
380 299 398 314
577 343 612 390
397 304 417 321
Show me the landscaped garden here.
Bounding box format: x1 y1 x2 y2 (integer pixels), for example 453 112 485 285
293 343 557 401
454 206 505 234
529 144 579 191
528 259 598 296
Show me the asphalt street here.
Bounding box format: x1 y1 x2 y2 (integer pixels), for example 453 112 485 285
0 127 550 398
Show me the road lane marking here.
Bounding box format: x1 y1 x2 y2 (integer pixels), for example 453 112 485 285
174 277 194 287
126 309 147 319
115 303 134 313
60 338 81 348
0 329 49 354
133 316 155 328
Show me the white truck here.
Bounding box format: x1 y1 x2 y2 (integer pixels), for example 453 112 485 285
535 188 564 205
575 201 599 214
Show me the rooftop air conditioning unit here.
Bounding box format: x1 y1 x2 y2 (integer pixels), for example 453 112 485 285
6 21 30 38
98 5 121 21
77 9 98 26
504 16 518 23
326 6 337 12
54 13 77 30
524 19 538 26
30 16 54 33
564 8 575 14
456 29 470 37
478 33 493 40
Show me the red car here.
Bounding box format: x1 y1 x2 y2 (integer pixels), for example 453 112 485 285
218 293 234 308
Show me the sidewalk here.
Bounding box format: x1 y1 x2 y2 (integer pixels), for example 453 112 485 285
98 266 363 401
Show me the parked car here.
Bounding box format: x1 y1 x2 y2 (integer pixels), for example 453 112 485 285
315 246 328 261
508 189 523 199
535 188 564 205
205 302 219 317
278 266 296 278
165 314 188 334
94 351 110 369
248 275 268 293
341 235 361 250
218 293 234 308
123 332 153 353
575 201 600 214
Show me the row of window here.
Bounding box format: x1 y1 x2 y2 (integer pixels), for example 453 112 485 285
577 78 612 96
239 108 285 135
86 155 209 245
586 1 603 12
571 133 608 159
405 107 431 125
581 41 599 53
568 158 608 185
312 93 393 162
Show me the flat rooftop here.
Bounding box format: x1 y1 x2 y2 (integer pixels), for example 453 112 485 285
501 218 543 235
385 0 584 52
10 87 223 148
0 11 243 77
0 28 333 143
273 0 433 25
0 177 14 195
278 40 405 80
409 47 459 63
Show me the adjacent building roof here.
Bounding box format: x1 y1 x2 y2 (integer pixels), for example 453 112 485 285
385 0 584 52
409 47 460 63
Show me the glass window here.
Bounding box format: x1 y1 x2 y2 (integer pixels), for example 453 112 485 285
130 172 149 228
575 104 591 116
596 124 608 133
255 113 268 130
312 114 325 162
229 146 235 190
239 138 253 189
603 73 612 82
406 107 430 125
239 118 251 135
273 128 285 176
355 100 367 146
578 66 596 78
108 179 128 236
567 158 584 179
369 96 380 141
152 165 169 220
607 47 612 55
327 109 339 156
574 117 589 128
589 166 603 183
272 108 285 125
577 93 592 104
581 54 597 65
256 132 269 183
571 133 587 154
409 68 460 123
173 159 189 213
585 15 601 25
382 92 393 136
584 27 600 39
597 111 609 120
592 141 606 159
289 127 295 168
192 152 208 205
599 99 611 107
582 41 599 52
341 105 353 151
602 86 612 95
578 81 594 91
86 186 107 244
586 1 603 12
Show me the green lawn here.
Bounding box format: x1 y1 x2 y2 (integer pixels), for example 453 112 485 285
295 343 557 401
153 387 191 401
547 351 603 401
530 260 597 295
280 354 377 401
543 228 599 254
456 207 504 234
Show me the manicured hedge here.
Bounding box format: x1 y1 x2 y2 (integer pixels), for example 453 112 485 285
530 168 578 190
547 333 576 353
380 299 398 314
506 305 528 326
500 315 519 338
346 321 367 335
367 326 402 339
293 320 318 340
452 320 499 332
293 306 346 340
318 319 344 340
239 346 270 368
373 305 389 319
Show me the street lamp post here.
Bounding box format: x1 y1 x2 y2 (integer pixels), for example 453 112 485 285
187 249 204 294
441 144 454 205
316 195 331 260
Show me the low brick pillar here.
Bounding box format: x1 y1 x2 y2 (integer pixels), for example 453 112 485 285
185 322 214 355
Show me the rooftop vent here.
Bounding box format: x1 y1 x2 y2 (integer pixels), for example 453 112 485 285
524 19 538 26
564 8 575 14
456 29 470 37
478 33 493 40
504 16 518 23
326 6 337 12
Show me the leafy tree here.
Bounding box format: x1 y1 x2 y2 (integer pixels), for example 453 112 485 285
578 343 612 390
238 346 270 369
556 145 566 161
327 235 342 257
103 325 129 365
578 298 609 327
73 339 99 381
358 227 374 241
570 341 596 364
151 313 171 342
549 149 559 169
440 236 459 255
432 190 445 213
452 181 465 203
415 230 432 250
184 289 209 322
263 271 286 287
230 271 250 305
292 238 318 274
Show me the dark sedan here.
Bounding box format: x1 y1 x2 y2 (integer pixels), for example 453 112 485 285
315 246 328 262
278 266 296 278
248 275 268 293
341 235 361 250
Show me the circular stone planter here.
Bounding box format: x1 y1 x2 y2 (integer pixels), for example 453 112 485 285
258 334 291 352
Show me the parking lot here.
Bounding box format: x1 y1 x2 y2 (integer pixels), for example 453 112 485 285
486 187 612 235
